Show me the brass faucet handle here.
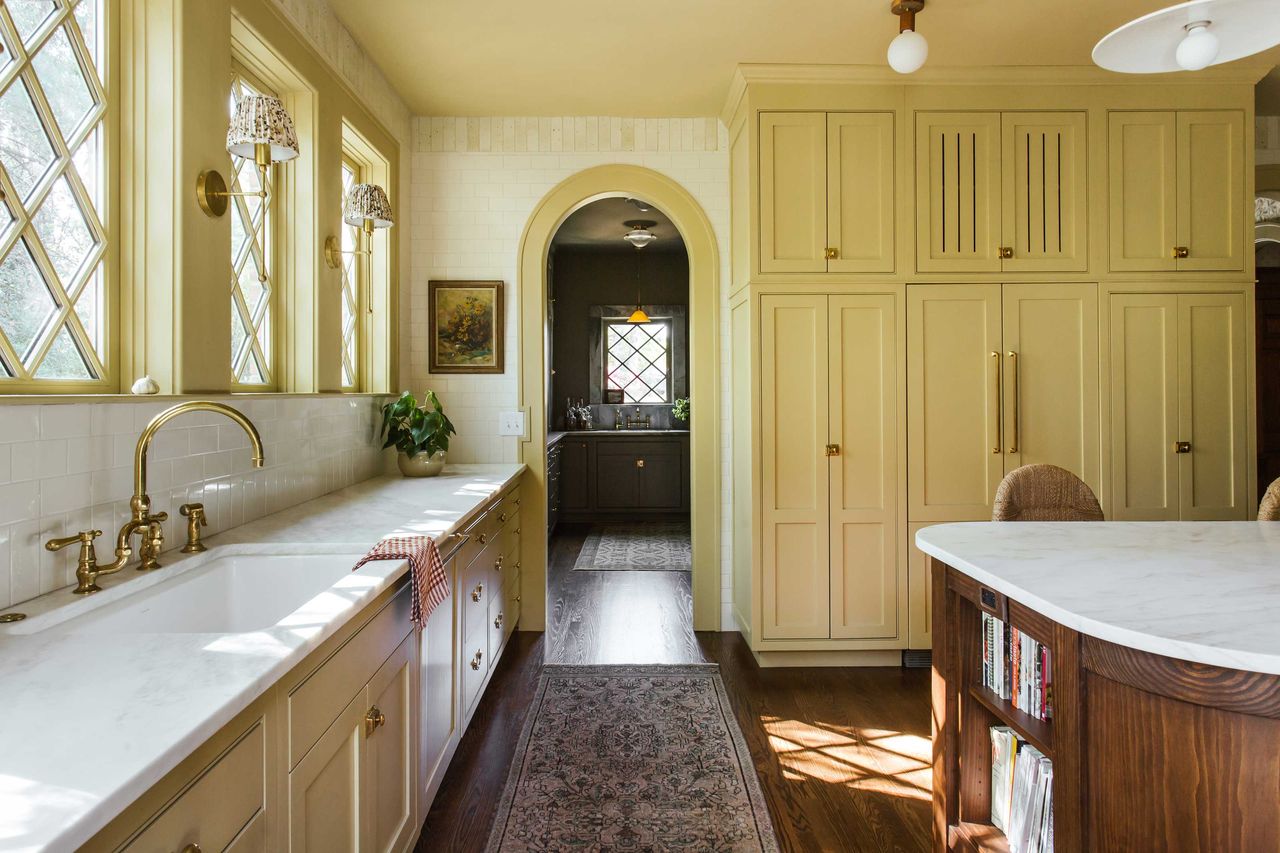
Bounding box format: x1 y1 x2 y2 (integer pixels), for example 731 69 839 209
47 531 106 595
180 503 208 554
45 529 103 552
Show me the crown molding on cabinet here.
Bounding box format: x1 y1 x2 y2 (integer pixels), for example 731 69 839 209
720 61 1273 123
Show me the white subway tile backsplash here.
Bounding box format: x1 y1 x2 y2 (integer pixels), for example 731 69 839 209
0 395 388 611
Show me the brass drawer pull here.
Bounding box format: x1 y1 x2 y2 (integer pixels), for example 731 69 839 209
494 613 504 629
515 527 521 535
824 246 839 260
636 459 645 468
499 512 508 523
515 560 522 571
824 444 840 457
477 533 487 545
1173 245 1189 259
495 555 504 571
997 246 1014 260
470 650 484 670
472 583 484 602
364 705 385 737
180 845 203 853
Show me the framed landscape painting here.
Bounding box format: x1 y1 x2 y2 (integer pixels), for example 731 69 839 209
428 280 505 374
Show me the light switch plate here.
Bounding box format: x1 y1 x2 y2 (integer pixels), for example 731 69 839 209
498 410 527 437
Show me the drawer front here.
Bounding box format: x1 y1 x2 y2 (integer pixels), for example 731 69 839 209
489 591 506 661
124 720 266 852
462 551 499 649
462 633 488 714
288 583 411 769
505 575 521 640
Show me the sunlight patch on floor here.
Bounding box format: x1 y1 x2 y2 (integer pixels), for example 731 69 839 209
762 716 932 801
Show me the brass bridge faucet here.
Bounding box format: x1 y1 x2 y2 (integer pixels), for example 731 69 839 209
46 402 264 595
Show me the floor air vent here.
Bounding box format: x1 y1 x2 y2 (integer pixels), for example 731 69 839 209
902 650 932 669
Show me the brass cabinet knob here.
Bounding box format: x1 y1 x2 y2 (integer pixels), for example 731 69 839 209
1175 441 1192 454
477 533 487 545
470 650 483 670
515 560 522 571
515 527 521 535
824 247 839 260
471 583 484 602
364 705 385 736
495 555 504 571
825 444 841 457
499 513 508 523
998 246 1014 259
636 459 646 468
1173 246 1190 259
494 613 504 629
180 845 202 853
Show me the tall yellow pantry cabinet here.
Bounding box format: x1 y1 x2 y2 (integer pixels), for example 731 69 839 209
726 66 1259 664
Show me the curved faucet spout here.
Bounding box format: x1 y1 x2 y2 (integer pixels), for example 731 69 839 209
133 401 265 509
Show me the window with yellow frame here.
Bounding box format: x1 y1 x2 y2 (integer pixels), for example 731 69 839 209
340 155 364 390
0 0 110 391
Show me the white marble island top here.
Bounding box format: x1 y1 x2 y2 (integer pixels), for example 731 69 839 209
0 465 523 853
917 521 1280 677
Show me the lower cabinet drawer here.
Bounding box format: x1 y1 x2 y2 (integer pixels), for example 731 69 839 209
488 592 506 660
504 577 520 642
462 633 488 714
124 719 266 852
461 559 494 653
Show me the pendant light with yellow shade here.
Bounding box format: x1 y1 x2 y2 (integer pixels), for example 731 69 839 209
624 220 657 324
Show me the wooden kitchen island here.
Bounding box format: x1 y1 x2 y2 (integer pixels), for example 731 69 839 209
919 522 1280 853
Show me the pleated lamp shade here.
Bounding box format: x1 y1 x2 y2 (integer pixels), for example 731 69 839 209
343 183 395 229
226 94 299 162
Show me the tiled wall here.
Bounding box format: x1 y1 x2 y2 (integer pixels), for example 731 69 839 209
408 115 736 628
0 395 388 611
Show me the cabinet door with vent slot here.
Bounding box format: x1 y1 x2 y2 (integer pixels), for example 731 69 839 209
1000 113 1088 272
915 113 1002 273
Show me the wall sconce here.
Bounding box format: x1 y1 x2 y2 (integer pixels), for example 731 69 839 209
324 183 395 272
196 94 300 280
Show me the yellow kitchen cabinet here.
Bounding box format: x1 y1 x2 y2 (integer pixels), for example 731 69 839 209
759 111 895 274
1109 292 1248 519
761 293 899 641
907 282 1100 521
1108 110 1245 272
916 112 1087 273
906 520 934 649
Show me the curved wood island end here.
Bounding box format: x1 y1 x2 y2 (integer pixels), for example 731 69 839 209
930 556 1280 853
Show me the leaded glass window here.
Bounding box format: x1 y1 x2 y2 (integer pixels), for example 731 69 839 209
604 318 671 403
340 158 362 389
229 70 276 388
0 0 107 385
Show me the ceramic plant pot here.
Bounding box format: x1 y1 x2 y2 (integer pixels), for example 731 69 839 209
397 450 446 477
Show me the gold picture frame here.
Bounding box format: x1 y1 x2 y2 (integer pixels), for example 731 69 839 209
428 280 505 374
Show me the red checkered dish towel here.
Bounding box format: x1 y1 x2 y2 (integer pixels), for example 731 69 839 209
352 536 449 630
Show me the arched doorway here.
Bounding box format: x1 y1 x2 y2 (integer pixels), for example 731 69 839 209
515 165 721 642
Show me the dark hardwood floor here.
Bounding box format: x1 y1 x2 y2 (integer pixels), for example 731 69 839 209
417 630 932 852
545 523 702 664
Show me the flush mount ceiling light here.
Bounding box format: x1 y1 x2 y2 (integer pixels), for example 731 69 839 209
626 197 652 212
887 0 928 75
1092 0 1280 74
623 220 659 249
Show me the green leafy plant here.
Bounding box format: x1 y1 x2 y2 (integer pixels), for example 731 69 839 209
672 397 690 423
381 390 456 458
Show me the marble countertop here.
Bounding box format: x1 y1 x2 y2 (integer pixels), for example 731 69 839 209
547 430 566 447
0 465 524 853
917 521 1280 675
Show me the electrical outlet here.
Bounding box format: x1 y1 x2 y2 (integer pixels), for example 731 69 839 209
498 411 526 437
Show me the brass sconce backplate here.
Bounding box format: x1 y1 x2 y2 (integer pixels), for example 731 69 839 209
324 235 343 270
196 170 229 218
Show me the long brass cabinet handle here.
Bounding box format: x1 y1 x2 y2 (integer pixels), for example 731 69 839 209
991 352 1003 454
1007 351 1019 453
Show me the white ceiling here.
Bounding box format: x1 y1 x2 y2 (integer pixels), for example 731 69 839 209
551 198 685 253
328 0 1279 117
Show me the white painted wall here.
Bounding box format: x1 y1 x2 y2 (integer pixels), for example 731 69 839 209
407 115 735 628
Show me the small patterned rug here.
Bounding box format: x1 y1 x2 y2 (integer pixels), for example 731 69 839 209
572 522 692 572
485 665 779 853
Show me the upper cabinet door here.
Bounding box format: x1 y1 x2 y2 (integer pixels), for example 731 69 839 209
761 295 831 639
828 294 899 640
1108 112 1177 272
827 113 895 273
907 284 1004 521
1001 284 1100 494
759 112 827 273
1000 112 1088 272
1178 294 1248 519
916 112 1002 273
1176 111 1245 272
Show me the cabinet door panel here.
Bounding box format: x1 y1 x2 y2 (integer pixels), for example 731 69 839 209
367 637 414 853
1179 294 1248 519
419 571 456 809
828 294 898 639
1001 112 1088 272
637 445 684 509
594 449 642 508
761 295 829 639
1108 294 1179 519
759 112 827 273
916 113 1002 272
906 521 934 649
1177 111 1245 271
1002 284 1100 494
1108 112 1177 271
288 693 364 853
559 439 590 511
907 284 1004 520
828 113 894 273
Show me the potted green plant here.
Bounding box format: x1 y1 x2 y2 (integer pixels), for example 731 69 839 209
672 397 690 425
381 390 456 477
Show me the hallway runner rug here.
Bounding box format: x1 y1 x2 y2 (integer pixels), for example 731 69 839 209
572 521 692 572
485 664 779 852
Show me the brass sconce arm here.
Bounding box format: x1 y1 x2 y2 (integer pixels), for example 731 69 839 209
324 219 377 270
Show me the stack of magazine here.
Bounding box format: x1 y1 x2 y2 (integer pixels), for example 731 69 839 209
990 726 1053 853
981 613 1052 721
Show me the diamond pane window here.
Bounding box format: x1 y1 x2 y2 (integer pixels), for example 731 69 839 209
339 158 362 389
0 0 107 386
604 318 672 404
229 71 276 388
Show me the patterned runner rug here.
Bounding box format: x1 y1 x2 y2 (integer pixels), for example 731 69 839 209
572 522 692 572
485 664 779 852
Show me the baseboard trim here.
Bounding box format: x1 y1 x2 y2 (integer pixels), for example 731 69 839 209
750 649 904 668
